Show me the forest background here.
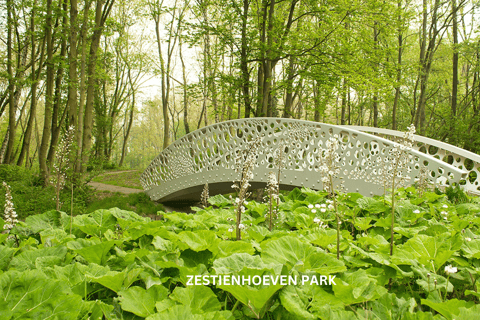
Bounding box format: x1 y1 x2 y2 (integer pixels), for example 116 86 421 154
0 0 479 179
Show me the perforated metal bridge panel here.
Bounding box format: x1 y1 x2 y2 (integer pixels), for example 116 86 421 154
140 118 467 203
344 126 480 195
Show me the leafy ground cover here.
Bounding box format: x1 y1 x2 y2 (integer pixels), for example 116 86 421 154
1 187 480 319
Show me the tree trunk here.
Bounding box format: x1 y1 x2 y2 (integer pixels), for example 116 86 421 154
39 0 55 180
4 0 15 164
241 0 251 118
81 0 114 171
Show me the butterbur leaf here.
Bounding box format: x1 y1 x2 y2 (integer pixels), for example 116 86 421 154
218 282 283 317
169 286 222 313
216 241 255 258
420 298 473 320
278 285 317 319
10 245 68 271
0 245 15 271
333 269 387 305
24 210 67 233
176 230 220 252
0 269 83 319
213 253 282 275
261 236 317 271
67 239 117 265
400 234 454 271
118 285 169 317
303 229 338 249
300 251 346 274
146 305 234 320
208 194 231 208
88 269 136 293
357 197 388 214
357 293 416 320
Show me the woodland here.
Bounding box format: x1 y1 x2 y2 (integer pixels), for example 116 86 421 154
0 0 479 174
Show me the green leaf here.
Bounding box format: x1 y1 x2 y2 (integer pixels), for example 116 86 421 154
10 245 68 271
67 239 117 265
333 269 387 305
357 197 388 214
89 268 142 293
73 210 117 236
208 194 231 208
176 230 220 252
420 298 471 320
300 251 346 274
399 234 454 271
357 293 416 320
213 253 282 274
24 210 68 233
170 286 222 313
0 269 83 319
118 285 169 317
0 245 15 271
218 281 283 317
216 241 255 258
303 229 338 249
261 236 317 271
278 285 316 319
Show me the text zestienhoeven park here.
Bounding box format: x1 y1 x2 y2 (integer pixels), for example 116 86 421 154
186 274 337 286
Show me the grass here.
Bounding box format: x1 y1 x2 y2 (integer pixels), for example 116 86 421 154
91 170 143 189
86 191 164 217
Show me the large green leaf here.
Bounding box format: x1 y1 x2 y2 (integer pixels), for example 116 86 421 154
261 236 317 271
333 269 387 305
88 267 142 293
218 281 283 318
9 245 68 271
213 253 282 274
303 229 338 249
397 234 454 271
420 298 472 320
169 286 221 313
356 197 388 214
73 210 118 236
0 245 15 271
216 241 255 258
0 269 83 319
146 305 234 320
356 293 416 320
300 251 346 274
175 230 220 252
67 239 117 265
279 285 340 319
208 194 231 208
24 210 68 233
118 285 169 317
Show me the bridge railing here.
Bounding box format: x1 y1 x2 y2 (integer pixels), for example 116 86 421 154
344 126 480 195
140 118 467 203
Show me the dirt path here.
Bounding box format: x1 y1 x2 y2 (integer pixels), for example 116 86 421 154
87 181 143 194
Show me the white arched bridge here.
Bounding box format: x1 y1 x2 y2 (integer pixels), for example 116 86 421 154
140 118 478 204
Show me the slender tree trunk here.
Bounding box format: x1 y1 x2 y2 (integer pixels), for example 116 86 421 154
47 0 68 165
81 0 114 171
451 0 458 142
392 36 402 127
241 0 251 118
18 4 40 166
5 0 15 164
179 35 190 134
75 0 91 172
39 0 55 180
341 78 347 125
68 0 78 131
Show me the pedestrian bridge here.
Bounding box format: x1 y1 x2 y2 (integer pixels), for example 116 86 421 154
140 118 476 204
